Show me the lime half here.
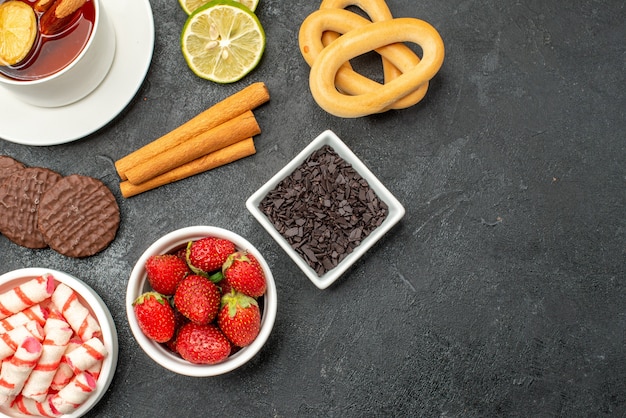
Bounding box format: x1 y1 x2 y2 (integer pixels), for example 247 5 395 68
179 0 259 15
0 1 37 66
181 0 265 83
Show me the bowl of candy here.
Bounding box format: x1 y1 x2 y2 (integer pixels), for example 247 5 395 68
126 226 277 377
246 130 406 289
0 267 118 417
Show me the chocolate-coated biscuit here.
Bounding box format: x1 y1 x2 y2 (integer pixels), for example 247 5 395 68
37 174 120 258
0 155 26 185
0 167 63 248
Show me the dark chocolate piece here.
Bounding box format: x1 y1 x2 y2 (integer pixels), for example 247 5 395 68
0 167 62 248
37 174 120 258
259 145 388 277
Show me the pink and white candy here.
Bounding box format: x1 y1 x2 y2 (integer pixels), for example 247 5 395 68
0 321 44 361
0 337 43 405
64 337 107 375
49 371 97 415
0 275 55 320
0 304 48 334
21 317 73 402
51 283 101 341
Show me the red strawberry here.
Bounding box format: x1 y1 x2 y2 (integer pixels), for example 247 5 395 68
173 275 221 324
217 291 261 347
218 276 233 295
176 323 231 364
186 237 236 274
145 254 190 295
222 251 267 297
164 308 189 353
133 292 176 343
172 246 188 261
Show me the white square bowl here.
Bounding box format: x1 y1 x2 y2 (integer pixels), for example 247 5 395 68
246 130 405 289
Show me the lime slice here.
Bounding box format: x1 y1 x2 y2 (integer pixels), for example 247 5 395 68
0 1 37 66
181 0 265 83
179 0 258 15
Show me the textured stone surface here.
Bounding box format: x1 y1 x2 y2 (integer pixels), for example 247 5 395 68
0 0 624 416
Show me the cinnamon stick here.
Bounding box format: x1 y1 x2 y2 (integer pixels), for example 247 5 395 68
124 110 260 185
120 138 256 198
115 82 269 181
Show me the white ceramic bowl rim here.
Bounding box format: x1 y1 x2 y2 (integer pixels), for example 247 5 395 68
126 226 277 377
0 267 118 418
0 0 101 86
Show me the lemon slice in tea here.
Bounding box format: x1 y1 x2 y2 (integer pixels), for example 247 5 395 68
181 0 265 83
0 1 37 66
179 0 259 15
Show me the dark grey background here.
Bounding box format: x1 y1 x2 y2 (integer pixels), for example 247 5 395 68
1 0 624 416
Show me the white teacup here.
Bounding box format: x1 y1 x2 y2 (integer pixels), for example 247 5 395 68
0 0 116 108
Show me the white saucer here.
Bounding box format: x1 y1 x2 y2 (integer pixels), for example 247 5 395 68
0 0 155 146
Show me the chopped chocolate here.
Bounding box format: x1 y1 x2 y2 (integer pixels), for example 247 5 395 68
259 145 388 277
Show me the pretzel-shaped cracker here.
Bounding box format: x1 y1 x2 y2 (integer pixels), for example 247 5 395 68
300 10 429 111
318 0 428 108
319 0 399 80
299 1 444 117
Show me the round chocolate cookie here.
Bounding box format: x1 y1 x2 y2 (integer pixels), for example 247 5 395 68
37 174 120 258
0 167 63 248
0 155 26 185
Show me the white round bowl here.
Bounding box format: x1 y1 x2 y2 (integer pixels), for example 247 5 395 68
0 267 118 418
126 226 277 377
0 0 116 108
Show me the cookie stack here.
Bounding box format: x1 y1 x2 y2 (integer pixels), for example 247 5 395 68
0 156 120 258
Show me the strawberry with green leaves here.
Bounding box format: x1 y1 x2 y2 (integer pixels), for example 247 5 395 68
222 251 267 297
187 237 236 275
145 254 190 295
174 275 221 324
218 291 261 347
133 292 176 343
176 323 231 364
